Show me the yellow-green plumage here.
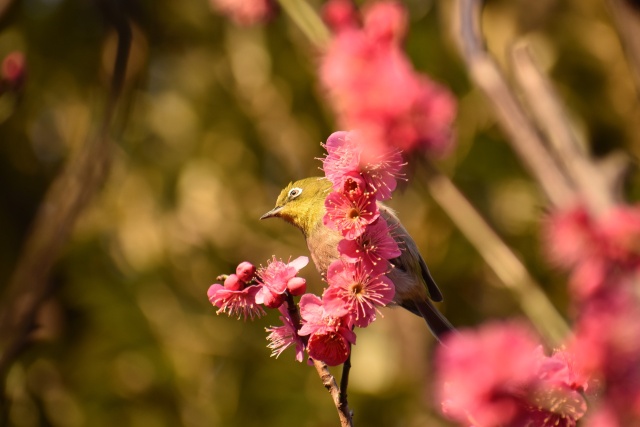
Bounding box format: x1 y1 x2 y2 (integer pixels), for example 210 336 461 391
261 177 455 340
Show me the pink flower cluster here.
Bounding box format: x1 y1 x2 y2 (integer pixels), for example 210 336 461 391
280 129 403 366
436 322 588 427
320 0 457 158
544 205 640 301
543 203 640 426
207 257 308 320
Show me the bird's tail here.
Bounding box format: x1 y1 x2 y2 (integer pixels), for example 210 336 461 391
414 298 456 343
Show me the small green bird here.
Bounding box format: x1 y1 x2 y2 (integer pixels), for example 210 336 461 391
261 177 455 341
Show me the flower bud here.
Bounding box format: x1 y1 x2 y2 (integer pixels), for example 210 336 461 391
2 51 26 89
224 274 243 291
287 277 307 296
262 291 286 309
236 261 256 283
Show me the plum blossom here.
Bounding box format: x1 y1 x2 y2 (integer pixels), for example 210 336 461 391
323 260 395 327
208 283 265 320
321 130 404 201
435 322 588 427
323 189 379 240
320 1 456 157
338 217 401 273
544 204 640 301
1 51 26 90
298 294 356 366
266 303 305 362
255 256 309 308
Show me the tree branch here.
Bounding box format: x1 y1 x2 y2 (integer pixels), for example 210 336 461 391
607 0 640 101
419 163 571 347
285 293 354 427
454 0 577 210
0 0 133 390
509 43 616 216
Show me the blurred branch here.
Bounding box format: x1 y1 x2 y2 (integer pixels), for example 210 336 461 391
510 43 616 216
420 163 571 347
608 0 640 100
276 0 330 48
0 0 14 21
454 0 577 210
0 0 132 393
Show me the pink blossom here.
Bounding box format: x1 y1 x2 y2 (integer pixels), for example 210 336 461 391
322 0 358 33
236 261 257 283
322 131 361 191
359 146 405 201
338 218 401 273
320 3 457 157
362 1 407 45
298 294 356 366
209 0 274 26
435 322 587 427
324 190 379 240
255 256 309 308
321 131 405 200
265 303 305 362
224 274 244 291
323 260 395 327
208 284 265 320
544 205 640 301
1 51 26 88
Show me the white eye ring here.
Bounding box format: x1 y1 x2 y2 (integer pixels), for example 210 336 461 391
288 187 303 199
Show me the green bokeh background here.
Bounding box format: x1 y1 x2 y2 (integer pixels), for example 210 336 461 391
0 0 638 425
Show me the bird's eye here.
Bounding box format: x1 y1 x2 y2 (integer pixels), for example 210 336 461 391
288 187 302 199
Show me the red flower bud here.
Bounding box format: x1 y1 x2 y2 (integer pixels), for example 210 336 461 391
236 261 256 283
261 291 286 309
224 274 243 291
287 277 307 296
2 51 26 89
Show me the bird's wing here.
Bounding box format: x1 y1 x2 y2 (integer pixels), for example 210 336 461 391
380 205 444 302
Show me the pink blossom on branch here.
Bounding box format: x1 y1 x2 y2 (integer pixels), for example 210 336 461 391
298 293 356 366
266 302 305 362
337 217 401 273
208 283 265 320
321 130 405 201
323 189 380 240
544 204 640 301
320 1 457 157
323 259 395 327
435 321 587 427
255 256 309 308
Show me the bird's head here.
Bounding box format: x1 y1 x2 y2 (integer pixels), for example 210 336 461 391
260 177 332 235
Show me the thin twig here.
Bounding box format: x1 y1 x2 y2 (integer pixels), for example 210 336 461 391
419 163 570 347
607 0 640 100
312 360 354 427
339 351 352 414
510 43 616 216
0 1 132 389
455 0 576 210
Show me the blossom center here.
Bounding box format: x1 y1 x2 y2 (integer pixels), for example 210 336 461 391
347 208 360 219
349 281 364 296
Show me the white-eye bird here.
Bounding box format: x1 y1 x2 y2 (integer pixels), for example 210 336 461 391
261 177 455 341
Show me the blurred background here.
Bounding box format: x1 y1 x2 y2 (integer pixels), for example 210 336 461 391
0 0 639 425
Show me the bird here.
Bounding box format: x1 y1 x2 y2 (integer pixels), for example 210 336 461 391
260 176 455 341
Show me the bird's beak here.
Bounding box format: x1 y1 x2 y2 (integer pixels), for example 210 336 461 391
260 206 282 220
